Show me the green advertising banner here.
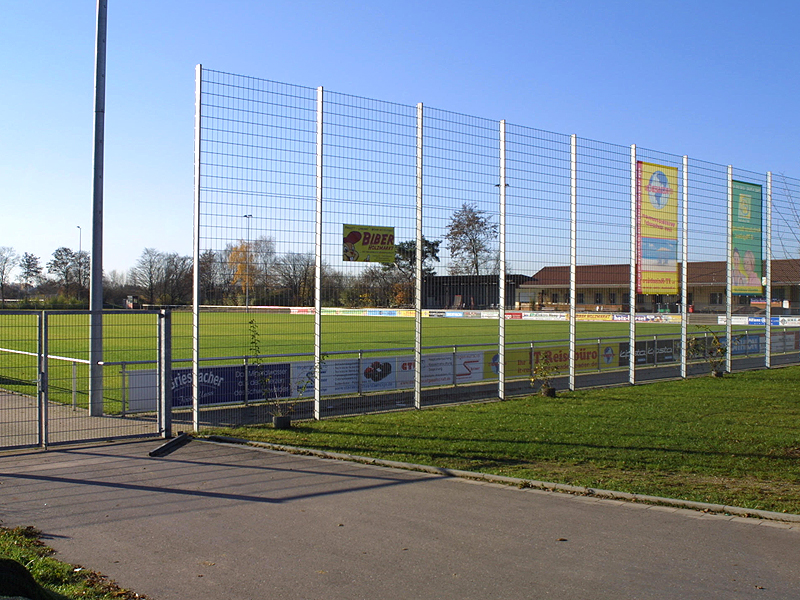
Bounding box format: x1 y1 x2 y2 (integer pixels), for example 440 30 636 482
731 181 763 295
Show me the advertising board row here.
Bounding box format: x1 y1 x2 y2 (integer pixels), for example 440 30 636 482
125 331 798 412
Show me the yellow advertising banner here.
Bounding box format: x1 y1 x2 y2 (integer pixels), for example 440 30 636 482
343 224 396 264
637 162 679 294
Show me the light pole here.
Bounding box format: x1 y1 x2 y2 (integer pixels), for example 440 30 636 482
243 214 253 308
76 226 82 291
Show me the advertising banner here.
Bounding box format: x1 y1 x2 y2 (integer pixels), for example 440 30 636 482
637 162 679 294
343 224 396 263
731 181 763 296
619 339 679 366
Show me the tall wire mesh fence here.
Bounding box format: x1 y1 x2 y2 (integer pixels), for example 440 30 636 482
192 66 800 429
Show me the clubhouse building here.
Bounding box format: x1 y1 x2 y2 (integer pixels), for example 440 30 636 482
515 259 800 314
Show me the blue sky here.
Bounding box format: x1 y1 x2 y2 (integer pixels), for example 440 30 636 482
2 0 798 274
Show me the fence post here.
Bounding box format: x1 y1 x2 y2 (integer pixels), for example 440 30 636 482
726 165 733 373
313 85 324 421
681 155 689 378
120 363 127 415
569 134 577 391
629 145 637 385
159 309 172 438
765 171 772 368
37 312 47 448
72 361 78 411
498 120 507 401
414 102 424 410
243 357 249 405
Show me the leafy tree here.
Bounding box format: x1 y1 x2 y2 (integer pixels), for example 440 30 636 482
0 246 17 304
388 237 441 278
18 252 42 290
46 247 78 293
444 202 499 275
377 237 441 307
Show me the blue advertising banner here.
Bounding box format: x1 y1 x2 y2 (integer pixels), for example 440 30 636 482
171 364 291 407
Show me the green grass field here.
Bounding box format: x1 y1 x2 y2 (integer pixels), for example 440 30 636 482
211 365 800 515
0 310 775 412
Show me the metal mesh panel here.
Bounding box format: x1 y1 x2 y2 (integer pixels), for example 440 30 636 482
192 67 800 429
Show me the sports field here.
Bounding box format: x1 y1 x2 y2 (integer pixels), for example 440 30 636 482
0 310 763 413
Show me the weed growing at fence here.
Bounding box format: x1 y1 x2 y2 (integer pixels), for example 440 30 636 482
212 365 800 515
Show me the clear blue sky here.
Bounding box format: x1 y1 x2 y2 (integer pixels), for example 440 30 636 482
2 0 798 274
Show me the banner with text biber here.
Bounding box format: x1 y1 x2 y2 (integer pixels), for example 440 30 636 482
343 224 396 263
637 162 679 294
731 181 763 296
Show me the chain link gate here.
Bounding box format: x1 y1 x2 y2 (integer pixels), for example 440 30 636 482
0 310 171 450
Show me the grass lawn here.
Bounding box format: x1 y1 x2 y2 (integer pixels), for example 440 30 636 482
209 364 800 516
0 525 146 599
0 309 781 412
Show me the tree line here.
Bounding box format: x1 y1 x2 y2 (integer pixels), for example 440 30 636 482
0 202 499 308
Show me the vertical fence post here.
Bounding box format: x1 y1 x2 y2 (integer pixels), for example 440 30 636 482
498 120 507 400
313 85 324 421
569 134 577 390
72 362 78 411
766 171 772 368
159 310 172 438
243 357 249 405
37 312 46 448
415 102 424 410
192 63 203 434
120 363 127 415
726 165 733 373
681 155 689 378
629 145 637 385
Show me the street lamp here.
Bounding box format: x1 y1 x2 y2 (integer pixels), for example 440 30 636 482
77 225 82 291
243 214 253 308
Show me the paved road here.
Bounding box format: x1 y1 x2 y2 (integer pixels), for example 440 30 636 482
1 439 799 599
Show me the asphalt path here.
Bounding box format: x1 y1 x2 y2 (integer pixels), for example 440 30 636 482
1 439 799 599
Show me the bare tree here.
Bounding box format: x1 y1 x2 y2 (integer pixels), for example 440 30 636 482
0 247 17 305
445 202 499 275
129 248 163 304
274 252 315 306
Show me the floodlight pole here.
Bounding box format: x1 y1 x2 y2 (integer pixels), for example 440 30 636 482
89 0 107 416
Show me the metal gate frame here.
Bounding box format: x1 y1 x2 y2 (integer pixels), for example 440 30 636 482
0 309 172 450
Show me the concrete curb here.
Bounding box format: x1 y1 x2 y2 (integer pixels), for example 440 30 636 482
204 435 800 524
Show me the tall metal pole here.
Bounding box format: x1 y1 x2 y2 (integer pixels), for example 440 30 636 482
192 64 203 433
569 134 577 390
77 225 82 297
766 171 772 368
498 120 507 401
726 165 733 374
313 86 323 420
629 145 637 386
414 103 423 410
89 0 107 416
680 156 689 378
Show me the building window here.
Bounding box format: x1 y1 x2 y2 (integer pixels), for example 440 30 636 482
623 293 630 304
594 292 603 304
608 292 617 304
577 293 585 304
636 294 646 303
551 292 559 304
710 293 723 304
